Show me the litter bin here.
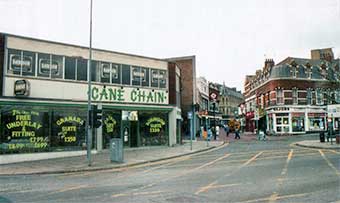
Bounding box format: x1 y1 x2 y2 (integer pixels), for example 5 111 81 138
319 132 325 143
336 135 340 144
110 138 123 163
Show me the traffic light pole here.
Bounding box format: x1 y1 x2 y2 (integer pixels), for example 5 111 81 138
87 0 93 167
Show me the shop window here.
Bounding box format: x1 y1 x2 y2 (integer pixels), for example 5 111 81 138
102 111 121 149
122 64 131 85
65 57 76 80
77 58 88 81
51 110 86 150
7 49 35 76
309 117 325 131
0 107 49 154
292 116 304 132
139 113 168 146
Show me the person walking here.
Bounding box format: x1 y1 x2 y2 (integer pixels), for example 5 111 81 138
224 124 229 137
234 127 241 139
207 127 212 141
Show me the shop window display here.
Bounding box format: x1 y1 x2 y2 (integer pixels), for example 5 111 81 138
140 113 168 146
102 111 121 149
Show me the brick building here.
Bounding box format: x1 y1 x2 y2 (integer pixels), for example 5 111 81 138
244 48 340 135
166 56 197 138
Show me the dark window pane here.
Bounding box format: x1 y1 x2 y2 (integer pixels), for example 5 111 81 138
51 55 63 79
122 64 130 85
77 58 88 81
38 53 51 77
111 63 121 84
100 62 110 83
65 57 76 80
141 67 149 87
102 111 121 149
7 49 23 75
22 51 35 76
132 66 141 86
91 61 100 82
151 69 159 87
159 70 166 88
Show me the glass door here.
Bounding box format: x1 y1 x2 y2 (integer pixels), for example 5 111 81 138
276 114 289 133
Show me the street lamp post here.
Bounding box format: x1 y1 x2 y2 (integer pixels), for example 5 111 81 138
213 102 216 140
86 0 93 166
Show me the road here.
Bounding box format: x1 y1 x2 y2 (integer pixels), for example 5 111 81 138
1 134 339 203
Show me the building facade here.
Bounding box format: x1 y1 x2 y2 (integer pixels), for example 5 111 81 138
167 56 197 138
244 49 340 135
0 34 182 159
196 76 209 132
216 83 244 122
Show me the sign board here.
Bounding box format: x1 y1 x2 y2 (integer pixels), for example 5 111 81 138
14 80 30 96
327 104 340 118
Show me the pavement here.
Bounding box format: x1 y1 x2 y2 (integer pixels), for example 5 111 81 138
0 140 224 176
295 139 340 149
1 130 339 176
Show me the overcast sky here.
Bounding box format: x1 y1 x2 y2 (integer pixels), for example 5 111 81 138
1 0 339 91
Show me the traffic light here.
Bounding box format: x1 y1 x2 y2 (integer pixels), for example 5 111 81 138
91 105 102 128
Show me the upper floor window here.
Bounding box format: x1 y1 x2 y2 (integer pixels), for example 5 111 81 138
276 89 283 105
6 48 167 88
7 49 36 76
335 90 340 104
151 69 167 88
316 89 323 105
292 88 298 105
307 89 312 105
37 53 63 79
131 66 149 87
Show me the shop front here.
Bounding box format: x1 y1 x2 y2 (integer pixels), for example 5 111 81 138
0 34 178 158
0 102 173 155
267 107 326 135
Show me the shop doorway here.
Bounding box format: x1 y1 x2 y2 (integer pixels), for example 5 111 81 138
121 111 139 147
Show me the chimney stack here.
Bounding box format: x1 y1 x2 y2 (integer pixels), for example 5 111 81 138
264 59 275 69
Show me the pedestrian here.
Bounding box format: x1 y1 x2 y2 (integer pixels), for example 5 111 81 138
207 128 212 141
235 127 241 139
225 124 229 137
216 125 220 140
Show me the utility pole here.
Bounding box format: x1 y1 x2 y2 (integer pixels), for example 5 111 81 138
86 0 93 166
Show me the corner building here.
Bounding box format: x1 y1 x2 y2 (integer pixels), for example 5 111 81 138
244 48 340 135
0 34 181 157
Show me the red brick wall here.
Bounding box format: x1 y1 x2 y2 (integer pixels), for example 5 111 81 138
172 59 194 114
168 62 177 105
